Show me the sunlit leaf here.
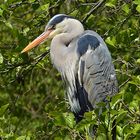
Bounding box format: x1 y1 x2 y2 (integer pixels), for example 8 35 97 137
96 133 107 140
16 136 26 140
116 110 127 124
39 3 49 10
133 0 140 5
29 0 36 2
105 3 116 8
5 21 13 29
122 4 130 14
0 104 9 117
0 8 3 16
136 5 140 13
0 53 3 64
105 36 116 46
111 93 122 106
136 58 140 64
63 113 75 128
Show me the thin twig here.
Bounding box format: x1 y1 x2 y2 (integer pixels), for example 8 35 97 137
104 13 132 37
119 78 131 89
80 3 96 6
0 50 50 74
82 0 105 23
121 100 140 117
8 1 29 9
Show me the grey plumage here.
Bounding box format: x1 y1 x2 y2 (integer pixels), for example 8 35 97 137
22 14 118 122
49 16 118 121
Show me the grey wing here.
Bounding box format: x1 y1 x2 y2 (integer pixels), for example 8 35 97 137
77 32 118 108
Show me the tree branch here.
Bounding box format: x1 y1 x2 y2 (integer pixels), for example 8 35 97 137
82 0 105 23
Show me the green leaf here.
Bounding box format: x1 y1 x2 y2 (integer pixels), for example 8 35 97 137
84 111 95 121
105 3 115 8
63 113 75 128
0 104 9 116
129 75 140 85
29 0 36 2
39 3 49 10
10 116 19 125
117 125 123 136
110 110 119 116
136 58 140 64
136 5 140 13
111 93 122 106
23 27 30 36
133 0 140 5
105 36 116 46
26 136 30 140
54 114 66 126
16 136 26 140
105 0 117 8
96 133 107 140
0 8 3 16
122 4 130 14
70 10 78 17
133 0 140 13
116 110 127 123
5 21 13 29
0 53 3 64
124 124 140 139
5 0 16 4
133 124 140 133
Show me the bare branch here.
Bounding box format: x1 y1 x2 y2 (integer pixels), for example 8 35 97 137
119 78 131 89
82 0 105 23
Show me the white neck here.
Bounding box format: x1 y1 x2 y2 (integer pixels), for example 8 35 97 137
50 19 84 69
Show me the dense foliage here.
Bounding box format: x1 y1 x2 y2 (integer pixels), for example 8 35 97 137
0 0 140 139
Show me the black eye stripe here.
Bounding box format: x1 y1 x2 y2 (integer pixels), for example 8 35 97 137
46 14 74 31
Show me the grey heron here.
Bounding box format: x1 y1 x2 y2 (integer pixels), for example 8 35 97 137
21 14 118 123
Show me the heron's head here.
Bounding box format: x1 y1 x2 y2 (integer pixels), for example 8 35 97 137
21 14 83 53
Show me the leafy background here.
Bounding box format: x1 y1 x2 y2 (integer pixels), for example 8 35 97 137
0 0 140 139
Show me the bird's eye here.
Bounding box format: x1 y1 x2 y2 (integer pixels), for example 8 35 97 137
48 25 55 30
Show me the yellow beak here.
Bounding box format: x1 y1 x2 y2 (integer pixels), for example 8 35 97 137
21 30 53 53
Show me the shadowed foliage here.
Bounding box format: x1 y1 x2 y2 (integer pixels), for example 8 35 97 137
0 0 140 139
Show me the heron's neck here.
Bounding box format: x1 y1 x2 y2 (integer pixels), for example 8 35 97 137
50 21 84 68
